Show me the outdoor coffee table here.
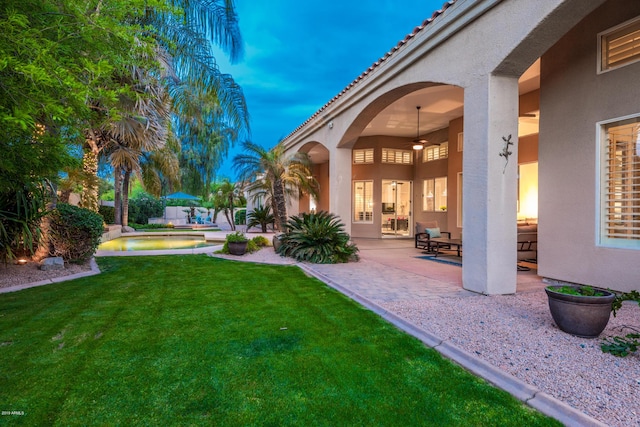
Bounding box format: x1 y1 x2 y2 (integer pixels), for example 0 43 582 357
431 238 462 258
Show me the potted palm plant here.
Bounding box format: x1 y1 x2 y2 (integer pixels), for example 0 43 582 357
225 231 249 256
545 284 616 338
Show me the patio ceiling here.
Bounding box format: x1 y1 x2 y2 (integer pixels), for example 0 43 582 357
303 60 540 164
361 59 541 138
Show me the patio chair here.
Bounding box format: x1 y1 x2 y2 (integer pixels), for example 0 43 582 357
415 221 451 252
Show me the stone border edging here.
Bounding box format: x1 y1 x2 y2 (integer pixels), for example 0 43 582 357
0 258 101 294
296 263 606 427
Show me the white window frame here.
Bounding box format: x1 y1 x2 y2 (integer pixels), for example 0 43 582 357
422 177 447 212
422 142 449 163
381 148 413 164
597 113 640 249
353 148 374 164
598 16 640 74
353 180 374 223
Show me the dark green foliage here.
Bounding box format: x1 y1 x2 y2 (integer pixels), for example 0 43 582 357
48 204 104 262
278 211 359 263
226 231 248 243
0 184 49 262
611 290 640 316
235 209 246 225
247 205 275 232
98 205 115 224
601 290 640 357
0 256 559 426
549 285 606 296
601 333 640 357
128 193 163 224
129 223 167 230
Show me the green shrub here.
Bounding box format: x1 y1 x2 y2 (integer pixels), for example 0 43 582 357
246 240 259 253
235 209 246 225
217 232 266 254
0 185 48 262
48 203 103 262
129 223 167 230
251 235 269 247
277 211 359 263
601 290 640 357
225 231 248 242
128 193 163 224
98 205 115 224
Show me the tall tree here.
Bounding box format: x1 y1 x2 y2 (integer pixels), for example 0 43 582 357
233 141 319 231
215 179 242 231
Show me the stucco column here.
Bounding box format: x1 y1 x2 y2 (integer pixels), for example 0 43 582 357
462 74 519 294
330 146 353 234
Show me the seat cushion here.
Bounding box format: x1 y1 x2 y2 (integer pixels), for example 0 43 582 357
415 221 438 234
425 227 441 238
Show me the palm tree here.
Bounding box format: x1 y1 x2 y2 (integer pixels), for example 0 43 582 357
247 205 275 233
233 141 319 231
215 179 243 231
81 0 249 214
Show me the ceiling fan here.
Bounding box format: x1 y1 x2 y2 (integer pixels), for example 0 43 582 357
410 105 442 150
412 106 427 150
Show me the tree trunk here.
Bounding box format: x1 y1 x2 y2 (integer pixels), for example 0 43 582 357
273 178 288 232
122 168 131 227
34 182 58 261
224 208 235 231
80 149 100 212
114 166 123 225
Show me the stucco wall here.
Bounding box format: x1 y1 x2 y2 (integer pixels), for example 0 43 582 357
539 0 640 292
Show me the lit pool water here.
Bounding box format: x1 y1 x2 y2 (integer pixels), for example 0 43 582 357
98 235 217 251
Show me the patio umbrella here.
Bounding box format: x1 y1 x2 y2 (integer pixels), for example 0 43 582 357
164 191 201 200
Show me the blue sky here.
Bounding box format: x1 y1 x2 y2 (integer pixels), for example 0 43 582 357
215 0 445 178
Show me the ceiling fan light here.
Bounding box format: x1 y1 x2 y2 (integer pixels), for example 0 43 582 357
412 142 424 150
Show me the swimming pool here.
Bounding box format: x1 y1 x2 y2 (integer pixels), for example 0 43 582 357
98 235 218 251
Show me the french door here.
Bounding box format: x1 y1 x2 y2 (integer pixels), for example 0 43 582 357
381 180 412 237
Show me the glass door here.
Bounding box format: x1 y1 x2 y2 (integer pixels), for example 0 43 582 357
381 180 412 237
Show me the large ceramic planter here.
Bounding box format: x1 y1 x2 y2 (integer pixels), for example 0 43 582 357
545 285 616 338
272 234 283 253
227 241 248 256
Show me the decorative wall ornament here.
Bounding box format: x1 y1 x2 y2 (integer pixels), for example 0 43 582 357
499 134 514 174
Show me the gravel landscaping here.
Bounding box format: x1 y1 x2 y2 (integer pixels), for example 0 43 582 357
382 292 640 427
0 259 93 290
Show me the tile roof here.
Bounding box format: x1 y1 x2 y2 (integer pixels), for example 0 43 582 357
283 0 458 142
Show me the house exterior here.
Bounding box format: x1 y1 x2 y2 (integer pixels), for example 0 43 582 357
279 0 640 294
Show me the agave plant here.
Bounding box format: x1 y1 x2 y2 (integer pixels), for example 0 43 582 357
277 211 358 264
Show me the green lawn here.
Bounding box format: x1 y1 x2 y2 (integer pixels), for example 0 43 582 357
0 255 559 426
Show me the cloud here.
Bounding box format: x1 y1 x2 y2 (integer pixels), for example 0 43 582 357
213 0 444 178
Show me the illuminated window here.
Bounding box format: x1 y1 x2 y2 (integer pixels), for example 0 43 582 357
423 142 448 162
381 148 413 164
353 149 374 164
457 132 464 152
353 180 373 222
599 16 640 73
423 177 447 212
600 114 640 248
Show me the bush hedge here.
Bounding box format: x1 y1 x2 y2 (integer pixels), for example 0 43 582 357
49 203 103 262
128 193 163 224
98 205 115 224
